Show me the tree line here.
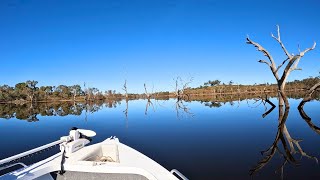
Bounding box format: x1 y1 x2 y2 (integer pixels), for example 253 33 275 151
186 76 320 96
1 76 319 103
0 80 124 103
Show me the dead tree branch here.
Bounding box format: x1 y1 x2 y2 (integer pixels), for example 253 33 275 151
144 83 152 100
251 104 317 177
298 82 320 108
175 100 194 119
298 106 320 135
122 80 128 100
246 37 279 80
271 25 292 59
174 77 193 101
247 25 316 107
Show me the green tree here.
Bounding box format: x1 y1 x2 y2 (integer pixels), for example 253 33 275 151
55 85 70 99
26 80 38 102
204 80 221 87
69 85 82 100
0 85 14 101
15 82 28 100
39 86 53 101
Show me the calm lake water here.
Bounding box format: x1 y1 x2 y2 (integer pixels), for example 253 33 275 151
0 98 320 180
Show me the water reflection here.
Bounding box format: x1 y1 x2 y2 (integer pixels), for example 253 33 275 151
145 99 155 115
1 94 320 179
250 95 319 179
175 100 193 119
0 94 314 122
0 98 197 122
298 107 320 135
0 100 121 121
202 101 222 108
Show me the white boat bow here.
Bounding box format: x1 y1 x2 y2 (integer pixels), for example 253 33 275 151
0 128 188 180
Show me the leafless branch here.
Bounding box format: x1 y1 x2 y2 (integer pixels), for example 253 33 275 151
173 76 193 100
290 67 302 71
298 82 320 108
284 127 318 164
247 37 280 81
250 133 280 175
298 106 320 135
282 42 316 81
145 100 155 115
262 98 276 118
122 80 128 99
280 55 300 86
300 42 316 57
144 83 151 100
271 25 292 59
123 99 128 128
258 60 271 67
276 58 289 73
175 100 194 120
246 37 276 69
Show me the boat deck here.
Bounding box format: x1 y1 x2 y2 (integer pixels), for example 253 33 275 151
48 171 149 180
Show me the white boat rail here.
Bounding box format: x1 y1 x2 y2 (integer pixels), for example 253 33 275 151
0 162 27 172
0 128 97 167
0 139 66 166
171 169 189 180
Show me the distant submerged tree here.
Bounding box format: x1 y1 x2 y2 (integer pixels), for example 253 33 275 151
247 25 316 107
122 80 128 100
173 76 193 100
144 83 153 100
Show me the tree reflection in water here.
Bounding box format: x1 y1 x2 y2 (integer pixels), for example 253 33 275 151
250 95 318 179
0 100 120 122
145 99 155 115
175 100 194 120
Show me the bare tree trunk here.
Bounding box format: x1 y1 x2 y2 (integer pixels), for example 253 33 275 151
247 25 316 108
173 77 193 101
123 99 128 122
122 80 128 100
72 89 76 101
144 83 151 100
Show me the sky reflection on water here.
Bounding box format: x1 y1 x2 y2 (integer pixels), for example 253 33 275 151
0 98 319 179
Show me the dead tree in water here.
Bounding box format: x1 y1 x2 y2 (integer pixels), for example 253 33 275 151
122 80 128 100
174 77 193 101
123 99 128 127
175 100 193 119
298 105 320 135
298 82 320 108
247 25 316 107
144 83 152 100
144 83 154 115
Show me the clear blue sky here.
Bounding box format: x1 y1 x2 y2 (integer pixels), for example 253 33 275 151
0 0 319 93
